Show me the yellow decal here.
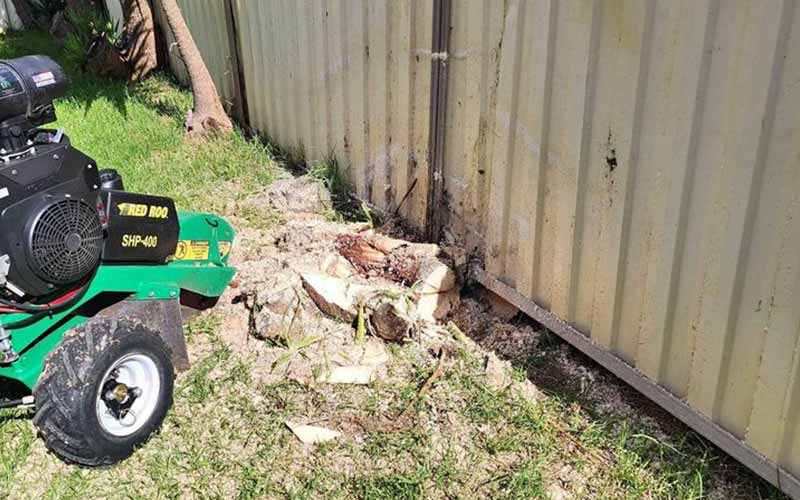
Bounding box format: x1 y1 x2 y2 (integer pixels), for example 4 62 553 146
117 202 169 219
147 205 170 218
121 234 159 248
117 203 147 217
172 240 210 261
218 241 232 259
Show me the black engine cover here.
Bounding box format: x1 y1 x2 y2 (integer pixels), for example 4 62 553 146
0 134 181 298
0 134 102 297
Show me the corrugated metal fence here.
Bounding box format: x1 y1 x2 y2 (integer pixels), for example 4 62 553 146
233 0 433 227
157 0 800 496
477 2 800 492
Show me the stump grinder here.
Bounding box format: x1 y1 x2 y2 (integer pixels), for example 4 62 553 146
0 55 235 465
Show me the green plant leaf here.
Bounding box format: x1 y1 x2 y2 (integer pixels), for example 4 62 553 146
356 303 366 345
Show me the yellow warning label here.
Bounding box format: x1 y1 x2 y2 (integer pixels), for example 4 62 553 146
218 241 232 259
172 240 210 261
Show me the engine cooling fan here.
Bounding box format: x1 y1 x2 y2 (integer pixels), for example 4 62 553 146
29 198 103 285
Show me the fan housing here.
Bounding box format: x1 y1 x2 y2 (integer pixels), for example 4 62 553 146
28 198 103 285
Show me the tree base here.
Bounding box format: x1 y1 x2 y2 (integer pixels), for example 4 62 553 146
87 38 131 80
185 109 234 138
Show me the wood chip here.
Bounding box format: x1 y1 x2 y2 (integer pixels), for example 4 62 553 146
285 421 342 444
301 272 364 321
396 348 447 419
318 365 375 384
370 301 413 341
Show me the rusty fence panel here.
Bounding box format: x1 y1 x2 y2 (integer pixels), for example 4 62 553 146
154 0 432 226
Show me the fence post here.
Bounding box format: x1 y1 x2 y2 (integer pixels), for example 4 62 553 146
425 0 452 242
223 0 249 128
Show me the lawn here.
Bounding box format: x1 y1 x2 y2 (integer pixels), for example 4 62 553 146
0 29 277 215
0 29 786 500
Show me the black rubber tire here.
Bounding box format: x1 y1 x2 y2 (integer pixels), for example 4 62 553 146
33 318 174 466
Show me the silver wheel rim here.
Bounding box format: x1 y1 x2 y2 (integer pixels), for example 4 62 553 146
95 352 161 437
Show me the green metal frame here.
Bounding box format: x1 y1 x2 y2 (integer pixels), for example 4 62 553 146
0 212 236 389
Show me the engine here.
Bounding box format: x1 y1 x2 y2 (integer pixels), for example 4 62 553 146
0 56 179 300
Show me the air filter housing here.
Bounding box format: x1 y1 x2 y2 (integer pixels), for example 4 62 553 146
28 198 103 285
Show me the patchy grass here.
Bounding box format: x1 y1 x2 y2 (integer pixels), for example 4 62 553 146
0 28 787 500
308 158 381 225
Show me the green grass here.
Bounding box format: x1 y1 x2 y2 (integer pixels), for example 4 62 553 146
0 28 787 500
0 30 277 215
308 158 381 224
0 315 782 499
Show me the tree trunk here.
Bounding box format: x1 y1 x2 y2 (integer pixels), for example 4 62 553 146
121 0 157 82
9 0 34 29
159 0 232 137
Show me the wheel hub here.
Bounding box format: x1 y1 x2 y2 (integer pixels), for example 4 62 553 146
101 375 141 420
95 352 161 437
